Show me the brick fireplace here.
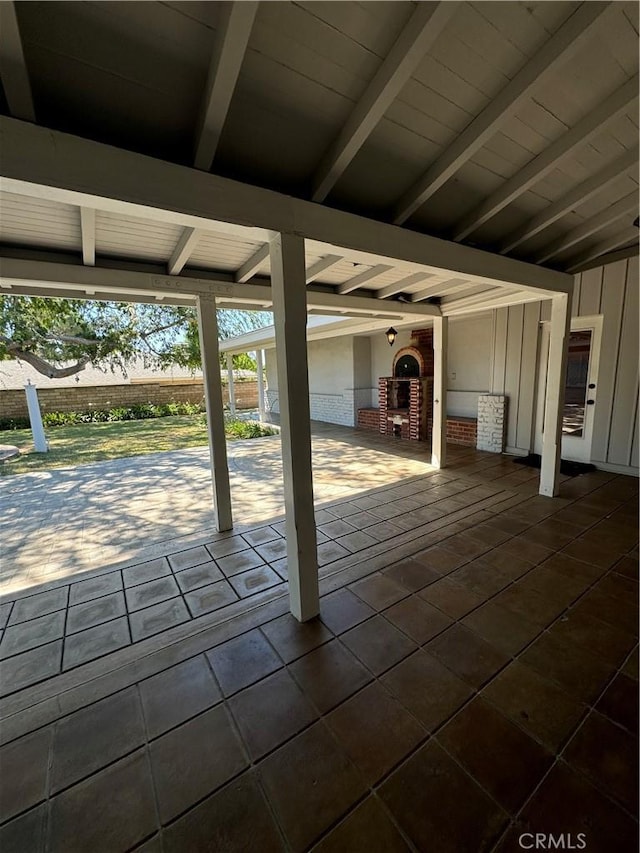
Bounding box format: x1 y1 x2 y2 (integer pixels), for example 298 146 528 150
378 329 434 441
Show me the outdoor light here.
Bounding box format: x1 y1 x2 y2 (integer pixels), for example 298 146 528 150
386 327 398 346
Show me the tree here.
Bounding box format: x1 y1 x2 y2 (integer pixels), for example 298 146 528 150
0 295 271 378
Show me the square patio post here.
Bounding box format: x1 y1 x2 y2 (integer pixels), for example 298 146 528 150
540 291 571 497
431 315 448 468
226 352 236 416
256 348 266 421
270 232 319 622
196 295 233 531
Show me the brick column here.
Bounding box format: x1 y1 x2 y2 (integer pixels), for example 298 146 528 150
476 395 507 453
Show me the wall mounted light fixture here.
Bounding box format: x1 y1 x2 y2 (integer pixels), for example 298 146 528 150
386 327 398 346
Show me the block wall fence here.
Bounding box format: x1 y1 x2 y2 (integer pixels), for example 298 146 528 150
1 380 259 420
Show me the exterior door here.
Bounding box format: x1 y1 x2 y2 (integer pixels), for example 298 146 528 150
534 316 602 463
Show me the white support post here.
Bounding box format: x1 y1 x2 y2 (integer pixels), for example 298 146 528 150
24 381 47 453
270 232 319 622
540 292 571 497
196 295 233 531
256 348 266 421
226 353 236 416
431 316 448 469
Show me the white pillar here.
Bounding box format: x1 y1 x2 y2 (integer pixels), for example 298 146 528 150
24 382 48 453
540 292 571 497
226 353 236 417
256 348 266 421
270 232 319 622
196 295 233 531
431 315 448 468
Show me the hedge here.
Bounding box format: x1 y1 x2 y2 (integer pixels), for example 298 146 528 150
0 401 204 431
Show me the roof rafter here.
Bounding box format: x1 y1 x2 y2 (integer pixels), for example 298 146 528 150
499 148 638 254
234 244 269 283
442 289 544 316
452 74 639 241
393 1 610 225
305 254 343 283
0 2 35 122
311 1 458 203
79 207 96 267
194 1 259 171
168 226 202 275
566 231 639 273
535 193 638 263
337 264 393 295
410 278 476 302
375 271 434 300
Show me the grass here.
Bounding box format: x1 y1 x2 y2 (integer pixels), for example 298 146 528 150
0 415 276 476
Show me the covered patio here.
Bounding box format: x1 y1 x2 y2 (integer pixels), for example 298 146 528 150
0 2 637 850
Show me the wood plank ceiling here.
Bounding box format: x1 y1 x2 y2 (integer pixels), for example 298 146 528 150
0 1 638 306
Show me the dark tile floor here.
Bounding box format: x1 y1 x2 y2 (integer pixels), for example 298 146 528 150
0 442 637 851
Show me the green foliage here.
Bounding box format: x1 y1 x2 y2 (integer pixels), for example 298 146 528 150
0 295 271 378
223 417 277 439
0 401 204 430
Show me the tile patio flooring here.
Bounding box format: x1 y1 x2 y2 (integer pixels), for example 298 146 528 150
0 433 637 852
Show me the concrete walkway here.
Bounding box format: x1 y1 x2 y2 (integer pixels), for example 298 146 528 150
0 424 434 595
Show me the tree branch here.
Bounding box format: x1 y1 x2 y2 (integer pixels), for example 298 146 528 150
2 339 91 378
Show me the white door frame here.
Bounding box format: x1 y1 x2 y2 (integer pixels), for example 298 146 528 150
534 315 603 463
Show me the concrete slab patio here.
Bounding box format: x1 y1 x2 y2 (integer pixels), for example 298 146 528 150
1 422 435 594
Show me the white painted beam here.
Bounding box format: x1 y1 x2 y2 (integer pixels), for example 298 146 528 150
270 233 319 622
534 193 638 263
226 352 236 416
499 148 638 253
234 244 269 283
453 74 639 241
0 2 35 122
256 348 266 420
305 254 342 283
311 1 457 202
540 292 571 497
168 227 201 275
442 289 543 316
375 272 434 300
194 1 258 171
337 264 393 295
431 316 448 469
79 207 96 267
410 277 470 302
393 2 610 225
565 231 639 273
196 295 233 530
0 117 572 295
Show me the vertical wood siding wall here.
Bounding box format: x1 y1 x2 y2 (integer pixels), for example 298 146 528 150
491 256 638 473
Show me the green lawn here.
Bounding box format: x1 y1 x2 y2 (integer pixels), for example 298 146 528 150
1 415 273 475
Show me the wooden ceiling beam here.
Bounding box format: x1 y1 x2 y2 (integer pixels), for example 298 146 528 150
535 193 638 263
311 1 457 203
0 2 35 121
79 207 96 266
392 2 610 225
452 74 639 241
194 1 258 171
168 227 202 275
